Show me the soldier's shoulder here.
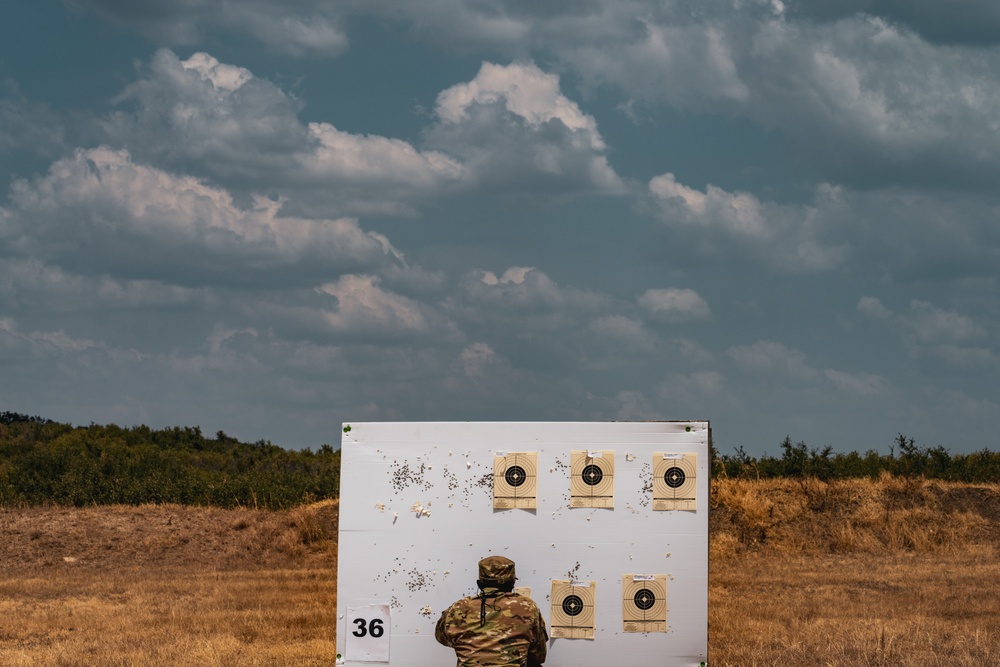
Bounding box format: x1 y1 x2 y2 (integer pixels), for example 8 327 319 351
443 595 480 613
506 593 542 613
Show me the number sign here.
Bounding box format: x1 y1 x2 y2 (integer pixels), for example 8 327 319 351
346 604 391 662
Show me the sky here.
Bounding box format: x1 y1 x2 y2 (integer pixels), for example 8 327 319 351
1 0 998 456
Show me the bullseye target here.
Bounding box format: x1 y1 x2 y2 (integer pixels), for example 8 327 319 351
653 452 697 510
570 450 614 508
493 452 538 509
550 580 596 639
622 575 667 633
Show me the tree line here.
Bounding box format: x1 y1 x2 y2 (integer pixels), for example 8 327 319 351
714 433 1000 482
0 412 340 508
4 410 998 507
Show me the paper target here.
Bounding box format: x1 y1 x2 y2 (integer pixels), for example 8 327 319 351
622 575 667 633
570 450 615 508
493 452 538 509
550 580 596 639
653 452 697 511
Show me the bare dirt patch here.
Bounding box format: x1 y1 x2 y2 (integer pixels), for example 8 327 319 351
0 501 338 571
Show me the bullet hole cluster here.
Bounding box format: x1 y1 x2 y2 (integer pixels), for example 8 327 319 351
390 460 432 493
442 467 460 491
639 463 652 507
406 566 434 592
474 472 493 497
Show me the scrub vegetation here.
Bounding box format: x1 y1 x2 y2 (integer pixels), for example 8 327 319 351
0 412 340 508
714 433 1000 482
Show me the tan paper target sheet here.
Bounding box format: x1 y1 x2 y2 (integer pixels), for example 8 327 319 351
493 451 538 509
570 450 614 508
551 579 597 639
622 574 668 633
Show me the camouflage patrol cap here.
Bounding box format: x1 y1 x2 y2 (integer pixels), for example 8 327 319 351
478 556 516 584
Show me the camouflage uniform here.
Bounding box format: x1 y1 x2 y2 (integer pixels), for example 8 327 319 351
435 556 548 667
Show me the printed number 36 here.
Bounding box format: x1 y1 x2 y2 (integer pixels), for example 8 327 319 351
352 618 385 638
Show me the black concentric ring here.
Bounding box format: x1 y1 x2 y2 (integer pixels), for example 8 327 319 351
664 466 686 489
633 588 655 610
562 594 584 616
505 465 527 487
582 464 604 486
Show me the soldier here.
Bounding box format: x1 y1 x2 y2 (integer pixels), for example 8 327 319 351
435 556 548 667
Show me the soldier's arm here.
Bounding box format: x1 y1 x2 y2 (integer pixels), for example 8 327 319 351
527 608 548 664
434 609 453 647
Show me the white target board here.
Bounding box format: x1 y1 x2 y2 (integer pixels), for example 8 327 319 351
336 422 709 667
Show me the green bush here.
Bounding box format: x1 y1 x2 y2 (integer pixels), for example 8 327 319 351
0 413 340 508
715 432 1000 483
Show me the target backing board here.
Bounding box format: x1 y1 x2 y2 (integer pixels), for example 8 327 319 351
653 453 698 511
337 421 709 667
622 575 668 633
551 580 597 639
493 451 538 509
570 450 614 508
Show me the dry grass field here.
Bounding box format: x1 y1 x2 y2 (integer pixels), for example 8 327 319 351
0 501 339 666
709 475 1000 666
3 475 1000 665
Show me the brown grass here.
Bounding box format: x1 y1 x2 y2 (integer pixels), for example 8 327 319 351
0 501 339 666
710 476 1000 666
3 476 1000 665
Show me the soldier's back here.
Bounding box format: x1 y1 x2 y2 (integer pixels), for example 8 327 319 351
435 592 545 667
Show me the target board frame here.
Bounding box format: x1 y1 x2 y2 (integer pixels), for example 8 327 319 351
570 450 615 508
653 453 698 511
336 421 709 667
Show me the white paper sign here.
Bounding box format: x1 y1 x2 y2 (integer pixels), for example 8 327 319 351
347 604 391 662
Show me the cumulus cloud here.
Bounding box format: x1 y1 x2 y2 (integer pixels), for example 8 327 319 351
908 300 987 344
315 275 433 337
453 266 612 326
1 147 400 286
0 317 109 356
584 315 660 358
727 340 818 381
70 0 350 56
105 52 624 215
0 85 77 163
0 259 203 312
787 0 1000 46
74 2 1000 190
425 61 624 194
648 173 846 271
856 297 994 369
857 296 892 320
105 50 464 217
549 6 1000 190
421 3 1000 190
638 287 711 323
728 339 888 396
